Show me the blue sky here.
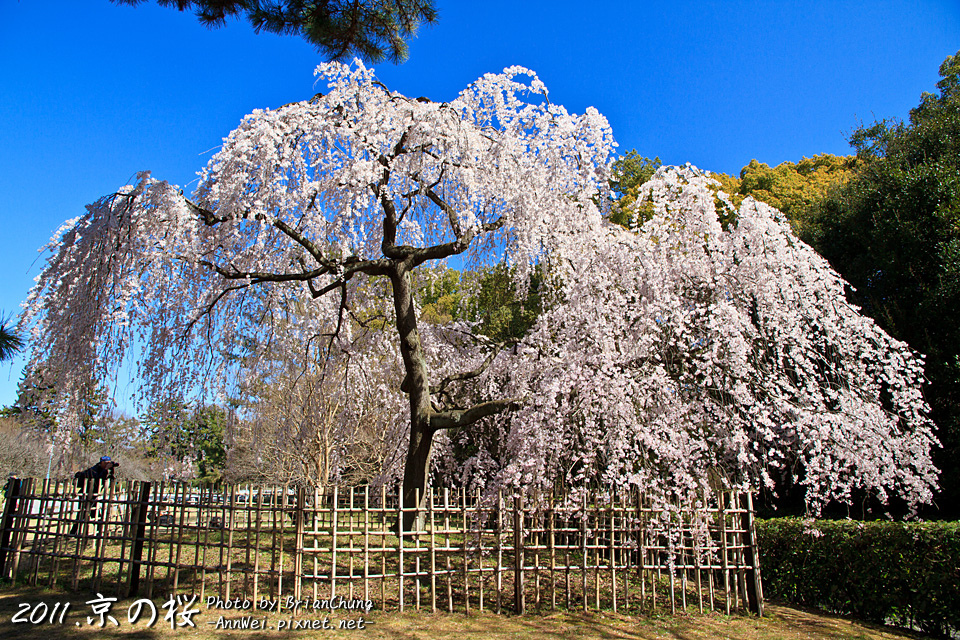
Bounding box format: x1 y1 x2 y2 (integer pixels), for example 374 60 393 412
1 0 958 408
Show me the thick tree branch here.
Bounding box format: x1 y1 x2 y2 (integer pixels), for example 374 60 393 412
183 196 231 226
196 255 391 301
423 182 462 236
429 398 522 431
410 216 504 267
272 218 331 267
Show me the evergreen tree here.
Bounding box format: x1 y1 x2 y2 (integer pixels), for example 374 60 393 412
0 312 23 362
112 0 437 62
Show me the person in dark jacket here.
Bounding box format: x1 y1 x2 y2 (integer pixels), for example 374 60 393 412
74 456 119 493
69 457 119 535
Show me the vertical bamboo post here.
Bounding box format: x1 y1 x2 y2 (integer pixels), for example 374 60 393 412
172 483 189 594
192 484 204 596
396 484 403 612
275 485 286 601
50 480 71 589
295 486 305 601
678 496 686 613
549 493 556 611
28 478 50 587
199 484 213 601
719 491 730 616
740 492 763 616
243 484 253 598
495 488 503 614
163 482 179 586
69 480 87 591
694 512 704 614
312 486 320 602
414 488 421 611
462 488 470 615
380 485 387 610
270 488 279 603
637 488 646 611
252 485 264 603
415 555 421 610
429 486 436 612
145 481 164 599
348 487 355 601
444 488 451 613
513 493 525 614
8 478 29 583
332 485 341 601
532 491 540 611
593 495 600 612
224 484 237 601
581 491 588 612
363 485 370 604
0 477 21 578
623 491 630 612
609 496 617 613
126 481 151 597
476 487 484 613
216 483 229 599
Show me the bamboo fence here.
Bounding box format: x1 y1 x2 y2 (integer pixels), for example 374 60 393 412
0 478 762 616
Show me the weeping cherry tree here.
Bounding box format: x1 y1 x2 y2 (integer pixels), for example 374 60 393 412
21 61 614 528
465 166 938 514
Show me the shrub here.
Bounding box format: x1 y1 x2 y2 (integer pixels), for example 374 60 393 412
757 518 960 637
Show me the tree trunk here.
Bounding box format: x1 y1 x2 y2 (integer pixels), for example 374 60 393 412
390 264 435 531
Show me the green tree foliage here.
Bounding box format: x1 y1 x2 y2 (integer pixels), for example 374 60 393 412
466 264 544 345
418 265 545 345
417 268 465 325
736 154 860 238
808 50 960 517
1 367 106 445
608 151 661 228
0 312 24 362
142 399 227 482
111 0 437 62
417 264 545 474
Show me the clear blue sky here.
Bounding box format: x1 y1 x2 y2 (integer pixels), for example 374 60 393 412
1 0 958 408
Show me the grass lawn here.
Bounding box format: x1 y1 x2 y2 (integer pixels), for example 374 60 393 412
0 587 932 640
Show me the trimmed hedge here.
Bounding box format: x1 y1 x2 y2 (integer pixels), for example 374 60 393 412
757 518 960 637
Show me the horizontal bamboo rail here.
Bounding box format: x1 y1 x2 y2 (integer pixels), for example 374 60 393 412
0 478 762 616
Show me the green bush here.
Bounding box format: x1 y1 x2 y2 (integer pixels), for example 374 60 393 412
757 518 960 637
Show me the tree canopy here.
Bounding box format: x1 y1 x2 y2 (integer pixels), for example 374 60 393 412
737 154 860 239
112 0 437 62
21 62 938 522
460 166 936 513
23 61 615 528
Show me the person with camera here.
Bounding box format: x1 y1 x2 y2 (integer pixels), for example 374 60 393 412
74 456 120 492
69 456 119 536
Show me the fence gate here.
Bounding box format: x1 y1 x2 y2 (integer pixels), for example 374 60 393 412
0 478 762 616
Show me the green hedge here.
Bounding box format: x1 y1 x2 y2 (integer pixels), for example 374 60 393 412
757 518 960 637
